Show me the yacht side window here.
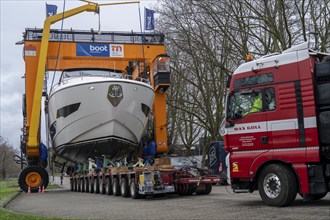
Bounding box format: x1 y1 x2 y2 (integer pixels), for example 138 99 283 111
109 72 123 78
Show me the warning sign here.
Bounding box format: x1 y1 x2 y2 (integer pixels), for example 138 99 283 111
232 162 238 172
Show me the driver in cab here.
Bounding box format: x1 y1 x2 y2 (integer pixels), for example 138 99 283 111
244 91 262 116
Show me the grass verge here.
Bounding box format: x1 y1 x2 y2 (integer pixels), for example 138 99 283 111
0 179 64 220
0 180 18 200
0 208 64 220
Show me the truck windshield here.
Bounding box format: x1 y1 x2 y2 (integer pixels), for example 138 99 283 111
61 69 123 80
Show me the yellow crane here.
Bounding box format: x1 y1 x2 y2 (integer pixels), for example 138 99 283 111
18 0 170 192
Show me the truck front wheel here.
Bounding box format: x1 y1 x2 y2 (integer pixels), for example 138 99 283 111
258 164 297 207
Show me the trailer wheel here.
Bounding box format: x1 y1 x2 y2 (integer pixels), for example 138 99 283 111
81 177 85 193
105 177 113 195
186 186 196 196
205 184 212 195
85 177 90 193
89 177 94 193
77 178 81 192
73 178 77 192
258 164 297 207
178 184 188 196
99 176 106 194
121 177 130 197
18 166 49 193
112 178 120 196
196 184 207 195
94 175 100 194
130 179 140 199
70 178 74 191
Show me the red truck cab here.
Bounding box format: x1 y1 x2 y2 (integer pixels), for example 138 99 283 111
224 42 330 206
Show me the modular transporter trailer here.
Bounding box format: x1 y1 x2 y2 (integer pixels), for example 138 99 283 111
70 165 221 198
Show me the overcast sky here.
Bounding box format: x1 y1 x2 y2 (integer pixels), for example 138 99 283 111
0 0 157 149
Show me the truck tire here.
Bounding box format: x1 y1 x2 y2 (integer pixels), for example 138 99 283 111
130 179 140 199
18 166 49 193
105 177 113 195
316 56 330 77
319 111 330 144
121 177 130 197
258 164 297 207
112 178 121 196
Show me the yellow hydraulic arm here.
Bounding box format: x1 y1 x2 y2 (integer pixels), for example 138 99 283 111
26 1 139 157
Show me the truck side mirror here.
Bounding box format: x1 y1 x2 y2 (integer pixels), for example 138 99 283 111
226 75 232 88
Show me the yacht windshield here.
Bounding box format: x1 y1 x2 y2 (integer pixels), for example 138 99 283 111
61 69 123 80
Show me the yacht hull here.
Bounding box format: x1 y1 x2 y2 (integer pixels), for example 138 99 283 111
48 78 154 163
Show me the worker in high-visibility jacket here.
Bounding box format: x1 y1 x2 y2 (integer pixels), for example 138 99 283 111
245 91 262 116
133 158 145 167
250 92 262 113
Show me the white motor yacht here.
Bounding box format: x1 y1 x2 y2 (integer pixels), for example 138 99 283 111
47 68 154 163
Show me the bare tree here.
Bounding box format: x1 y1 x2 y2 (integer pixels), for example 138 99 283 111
0 137 20 179
157 1 229 153
155 0 330 159
309 0 330 51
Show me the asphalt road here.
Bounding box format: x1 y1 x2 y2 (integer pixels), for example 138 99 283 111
6 177 330 220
